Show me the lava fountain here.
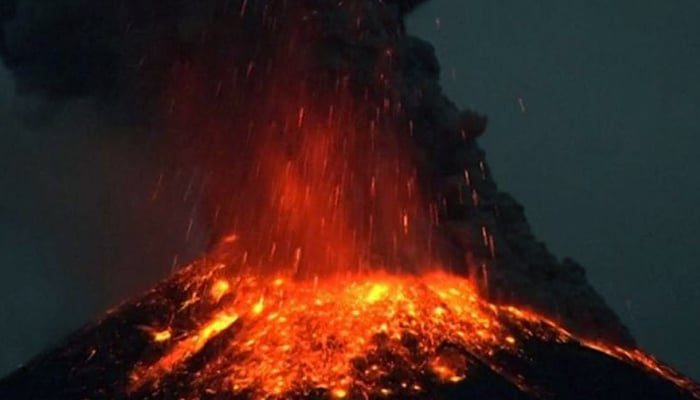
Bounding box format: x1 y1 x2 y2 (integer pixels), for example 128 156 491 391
158 0 440 279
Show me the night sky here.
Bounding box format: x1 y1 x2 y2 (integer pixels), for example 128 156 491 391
1 0 699 382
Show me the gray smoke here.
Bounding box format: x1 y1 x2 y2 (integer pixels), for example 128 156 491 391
0 0 428 105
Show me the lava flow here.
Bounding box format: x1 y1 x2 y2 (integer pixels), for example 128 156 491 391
127 255 699 399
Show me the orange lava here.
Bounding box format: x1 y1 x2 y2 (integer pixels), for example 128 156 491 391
129 268 698 399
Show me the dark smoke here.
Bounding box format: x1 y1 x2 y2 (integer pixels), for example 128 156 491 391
0 0 428 110
2 0 202 121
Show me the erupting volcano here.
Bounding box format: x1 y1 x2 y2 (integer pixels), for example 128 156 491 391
124 263 698 399
1 0 698 399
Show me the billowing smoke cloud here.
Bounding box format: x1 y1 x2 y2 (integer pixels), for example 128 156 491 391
1 0 428 107
1 0 209 120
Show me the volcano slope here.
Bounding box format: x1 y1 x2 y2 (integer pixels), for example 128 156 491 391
1 0 698 399
0 257 697 400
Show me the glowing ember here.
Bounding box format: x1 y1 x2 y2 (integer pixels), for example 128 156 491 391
152 330 172 343
209 279 231 302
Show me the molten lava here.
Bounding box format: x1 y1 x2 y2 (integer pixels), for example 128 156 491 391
127 259 699 399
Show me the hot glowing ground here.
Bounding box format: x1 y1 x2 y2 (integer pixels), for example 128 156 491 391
127 267 699 399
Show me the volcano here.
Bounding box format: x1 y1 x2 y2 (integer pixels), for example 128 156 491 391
0 257 698 400
1 0 698 399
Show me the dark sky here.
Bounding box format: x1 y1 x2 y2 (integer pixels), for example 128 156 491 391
0 0 698 383
408 0 700 380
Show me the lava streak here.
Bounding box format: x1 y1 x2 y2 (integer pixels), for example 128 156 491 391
129 269 699 399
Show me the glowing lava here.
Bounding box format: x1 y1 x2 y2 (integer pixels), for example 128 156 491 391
129 267 699 399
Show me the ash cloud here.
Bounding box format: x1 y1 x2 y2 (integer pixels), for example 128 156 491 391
2 1 120 98
0 0 429 110
1 0 224 123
